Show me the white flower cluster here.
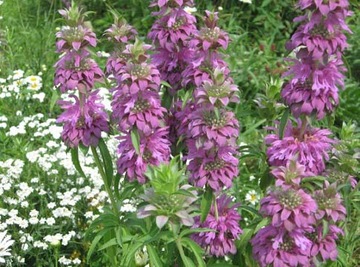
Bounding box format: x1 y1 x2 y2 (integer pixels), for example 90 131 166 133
0 69 45 102
0 109 120 265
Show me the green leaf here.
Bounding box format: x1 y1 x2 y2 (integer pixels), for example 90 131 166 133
131 129 141 155
98 238 117 251
208 264 236 267
147 245 164 267
122 241 144 266
183 256 197 267
71 147 86 179
181 237 206 267
87 229 107 261
114 173 122 200
200 187 213 222
254 218 270 233
175 189 196 198
179 228 214 238
237 228 255 249
322 219 329 237
240 206 261 217
79 142 89 156
260 169 273 191
279 108 289 139
160 80 172 88
98 138 114 188
49 90 59 113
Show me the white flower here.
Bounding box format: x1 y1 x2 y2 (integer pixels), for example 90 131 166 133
46 217 56 225
33 241 48 250
29 217 39 225
184 6 197 14
239 0 252 3
32 92 45 102
245 190 260 205
59 256 72 265
72 258 81 265
44 234 62 246
24 75 41 85
12 70 24 80
0 1 3 6
0 231 15 264
29 210 39 218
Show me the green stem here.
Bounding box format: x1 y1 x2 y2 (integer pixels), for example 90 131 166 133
176 238 188 266
171 223 188 266
299 116 308 138
213 194 219 221
91 146 120 218
54 246 59 267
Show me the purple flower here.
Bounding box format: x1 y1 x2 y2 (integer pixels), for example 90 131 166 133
151 47 194 93
192 194 242 257
313 182 346 222
187 107 239 150
105 19 137 44
116 62 161 95
117 128 171 183
265 120 335 174
260 188 317 231
190 11 229 52
287 10 351 58
148 8 197 52
173 100 198 137
54 50 104 93
298 0 350 16
105 51 130 80
182 53 229 88
195 77 239 106
272 160 314 189
187 146 239 191
251 225 312 267
112 91 167 134
56 91 109 147
56 25 97 52
105 20 137 78
309 224 344 261
150 0 194 9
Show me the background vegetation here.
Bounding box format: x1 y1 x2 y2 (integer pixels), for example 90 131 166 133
0 0 359 266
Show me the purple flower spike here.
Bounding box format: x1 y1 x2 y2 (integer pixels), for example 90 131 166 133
148 8 197 52
251 225 312 267
272 160 314 189
309 224 344 261
187 146 239 191
313 182 346 222
150 0 194 9
54 51 104 93
192 195 242 257
117 128 171 183
195 79 239 106
112 91 166 134
56 25 97 52
265 120 335 174
188 108 239 150
260 188 317 231
117 62 161 95
57 91 109 147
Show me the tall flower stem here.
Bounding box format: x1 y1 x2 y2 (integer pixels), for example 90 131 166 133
91 146 120 219
213 194 219 220
170 223 188 265
299 116 308 138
